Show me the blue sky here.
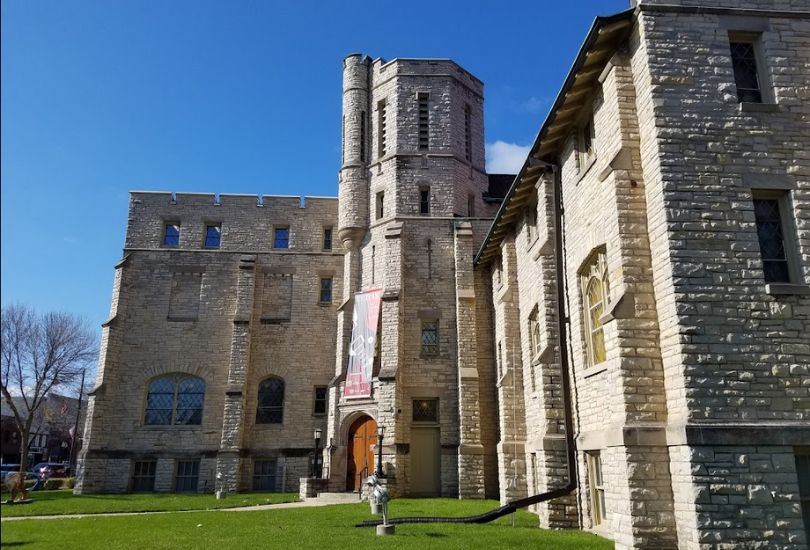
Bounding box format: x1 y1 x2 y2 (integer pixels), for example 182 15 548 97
1 0 628 328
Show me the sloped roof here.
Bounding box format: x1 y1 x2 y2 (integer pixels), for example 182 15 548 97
475 8 635 264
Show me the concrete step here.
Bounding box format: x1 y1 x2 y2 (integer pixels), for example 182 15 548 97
313 491 364 504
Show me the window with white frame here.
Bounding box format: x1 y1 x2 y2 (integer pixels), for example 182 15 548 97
580 248 609 368
587 451 607 526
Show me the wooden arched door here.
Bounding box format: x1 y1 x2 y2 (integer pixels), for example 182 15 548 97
346 415 377 491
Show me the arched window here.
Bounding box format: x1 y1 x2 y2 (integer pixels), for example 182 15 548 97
580 249 609 367
257 377 285 424
144 375 205 425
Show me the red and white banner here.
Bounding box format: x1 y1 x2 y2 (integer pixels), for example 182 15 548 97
343 288 382 398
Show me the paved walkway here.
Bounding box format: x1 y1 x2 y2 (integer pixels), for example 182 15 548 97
1 497 359 522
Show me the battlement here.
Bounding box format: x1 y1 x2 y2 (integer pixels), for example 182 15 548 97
370 57 484 96
130 191 338 209
125 191 340 252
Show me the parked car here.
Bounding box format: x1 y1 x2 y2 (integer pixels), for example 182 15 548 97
29 462 71 477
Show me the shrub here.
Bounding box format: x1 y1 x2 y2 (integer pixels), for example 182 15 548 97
41 477 74 491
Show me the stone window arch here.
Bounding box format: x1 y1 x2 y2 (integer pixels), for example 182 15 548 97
256 376 285 424
580 247 609 368
144 374 205 425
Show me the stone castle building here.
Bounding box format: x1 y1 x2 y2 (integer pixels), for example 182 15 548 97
77 0 809 547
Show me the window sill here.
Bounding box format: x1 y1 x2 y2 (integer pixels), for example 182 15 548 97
141 425 202 430
318 301 333 307
420 352 440 359
766 283 810 296
576 359 612 383
740 102 780 113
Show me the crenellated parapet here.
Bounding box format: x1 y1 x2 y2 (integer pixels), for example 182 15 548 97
125 191 341 253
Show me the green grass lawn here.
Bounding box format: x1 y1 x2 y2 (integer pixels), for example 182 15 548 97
0 498 611 549
0 489 297 517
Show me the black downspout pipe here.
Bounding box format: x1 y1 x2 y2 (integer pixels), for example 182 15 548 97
357 163 576 527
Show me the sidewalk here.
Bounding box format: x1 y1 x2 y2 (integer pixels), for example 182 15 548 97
1 497 351 522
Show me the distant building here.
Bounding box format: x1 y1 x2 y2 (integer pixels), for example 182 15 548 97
1 394 83 466
78 0 809 547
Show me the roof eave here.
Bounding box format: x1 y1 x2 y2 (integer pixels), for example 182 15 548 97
474 7 636 266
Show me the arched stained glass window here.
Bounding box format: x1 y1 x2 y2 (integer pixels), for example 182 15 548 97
257 377 285 424
144 375 205 425
580 249 609 368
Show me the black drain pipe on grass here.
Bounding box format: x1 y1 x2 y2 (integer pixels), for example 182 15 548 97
356 162 577 527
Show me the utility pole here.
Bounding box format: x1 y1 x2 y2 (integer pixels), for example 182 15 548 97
69 369 86 471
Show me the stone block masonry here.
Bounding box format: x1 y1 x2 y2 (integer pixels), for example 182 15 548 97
78 6 810 547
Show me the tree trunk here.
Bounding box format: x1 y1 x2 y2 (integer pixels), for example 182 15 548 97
18 425 30 474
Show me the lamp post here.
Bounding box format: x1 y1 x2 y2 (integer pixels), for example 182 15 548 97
313 428 323 478
375 425 385 478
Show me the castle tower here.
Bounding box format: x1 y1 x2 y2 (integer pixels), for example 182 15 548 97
325 54 500 498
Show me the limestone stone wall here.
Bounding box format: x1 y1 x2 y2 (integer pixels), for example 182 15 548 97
629 5 810 546
78 193 342 494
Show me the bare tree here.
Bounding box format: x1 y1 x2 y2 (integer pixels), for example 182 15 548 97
1 304 97 474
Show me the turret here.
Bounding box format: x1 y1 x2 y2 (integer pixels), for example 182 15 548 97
338 53 370 246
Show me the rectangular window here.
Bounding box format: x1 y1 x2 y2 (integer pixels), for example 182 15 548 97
319 277 333 304
412 399 438 423
378 100 387 158
273 226 290 249
163 223 180 247
131 460 156 492
587 452 607 526
581 117 594 161
529 305 542 360
467 193 475 217
204 224 221 248
360 111 367 163
796 450 810 536
730 37 763 103
419 187 430 215
313 386 327 415
323 227 333 251
418 93 429 151
464 104 472 162
421 320 439 355
497 342 503 379
376 191 385 220
753 191 796 283
253 459 278 492
526 206 537 243
174 460 200 492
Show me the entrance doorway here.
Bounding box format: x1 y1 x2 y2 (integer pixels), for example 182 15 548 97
410 427 440 496
346 415 377 491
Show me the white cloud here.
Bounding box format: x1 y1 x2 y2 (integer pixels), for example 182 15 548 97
516 96 550 114
485 141 531 174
